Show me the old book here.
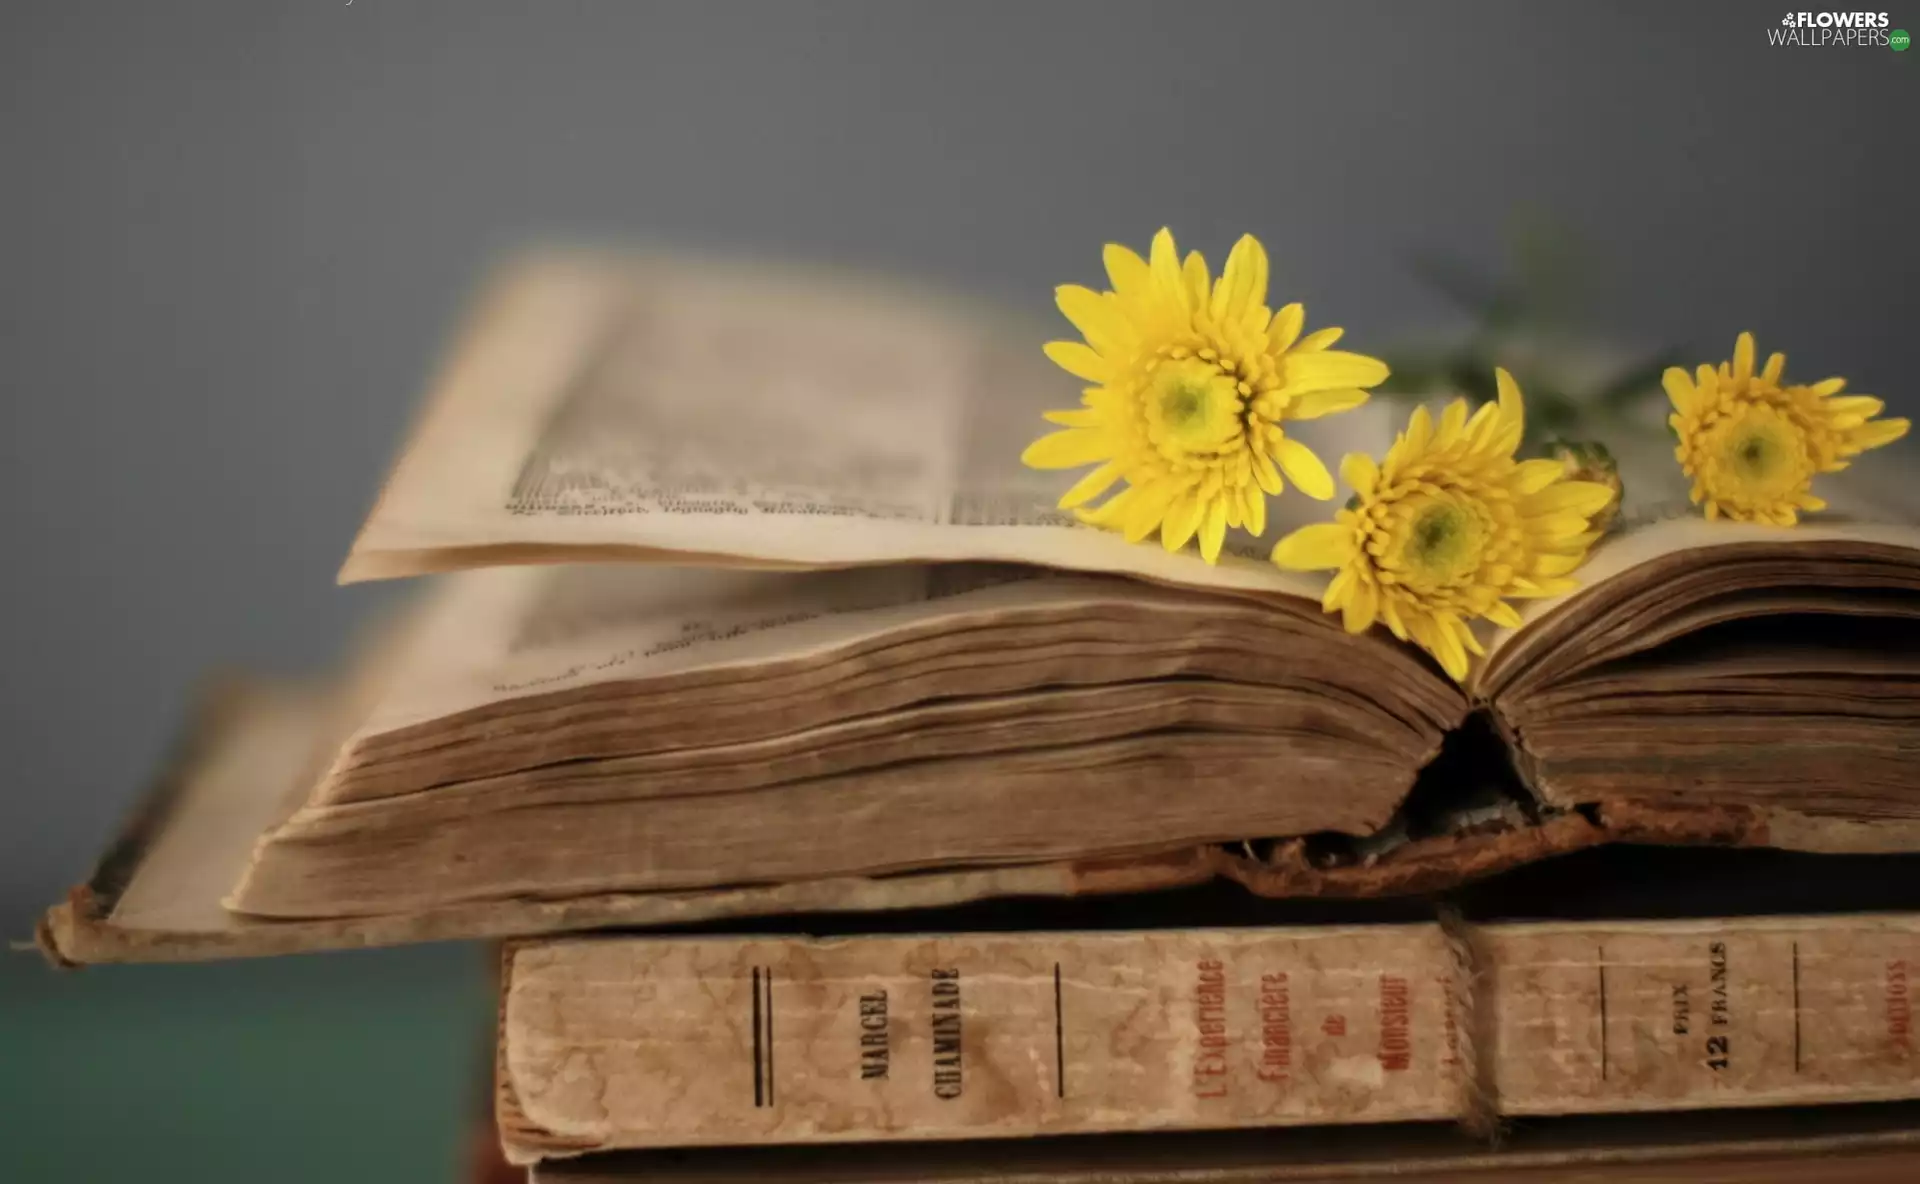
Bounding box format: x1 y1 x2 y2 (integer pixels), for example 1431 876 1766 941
336 250 1919 583
494 917 1920 1163
37 249 1920 963
529 1106 1920 1183
41 674 1920 968
35 679 1220 964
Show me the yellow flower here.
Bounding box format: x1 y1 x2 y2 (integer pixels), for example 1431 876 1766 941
1271 370 1614 681
1021 228 1388 564
1665 332 1909 525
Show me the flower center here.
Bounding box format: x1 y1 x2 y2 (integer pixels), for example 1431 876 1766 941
1706 405 1810 500
1387 493 1488 587
1733 430 1778 478
1144 357 1245 458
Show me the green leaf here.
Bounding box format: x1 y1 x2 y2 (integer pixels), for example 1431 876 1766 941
1509 211 1586 326
1410 252 1522 330
1374 352 1449 395
1523 391 1584 449
1446 352 1500 404
1594 348 1688 410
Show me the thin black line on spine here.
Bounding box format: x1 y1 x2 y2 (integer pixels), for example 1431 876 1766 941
751 967 765 1107
764 967 776 1104
1792 942 1803 1073
1597 944 1610 1082
1053 962 1066 1099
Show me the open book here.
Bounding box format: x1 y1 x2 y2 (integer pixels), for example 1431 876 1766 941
39 250 1920 964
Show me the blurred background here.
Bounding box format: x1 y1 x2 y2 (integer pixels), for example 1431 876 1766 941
2 2 1914 1179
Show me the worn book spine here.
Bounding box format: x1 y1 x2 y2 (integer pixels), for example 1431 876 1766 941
497 915 1920 1160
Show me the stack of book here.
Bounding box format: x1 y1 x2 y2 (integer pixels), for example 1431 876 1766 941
39 250 1920 1181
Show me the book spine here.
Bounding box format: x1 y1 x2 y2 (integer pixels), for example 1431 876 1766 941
498 916 1920 1155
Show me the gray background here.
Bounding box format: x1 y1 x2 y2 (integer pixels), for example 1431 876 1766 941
3 0 1916 931
1 5 1914 1179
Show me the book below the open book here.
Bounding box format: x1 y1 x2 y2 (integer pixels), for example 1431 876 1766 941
39 250 1920 965
493 914 1920 1162
530 1112 1920 1184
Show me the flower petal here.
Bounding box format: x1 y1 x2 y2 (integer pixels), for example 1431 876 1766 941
1286 350 1389 393
1849 417 1910 451
1198 497 1229 564
1402 404 1434 457
1323 566 1354 613
1524 479 1615 518
1494 367 1525 445
1662 366 1697 414
1526 512 1597 540
1288 387 1370 420
1296 326 1345 352
1274 436 1335 500
1462 399 1505 453
1080 486 1131 526
1532 551 1587 578
1483 600 1524 629
1378 595 1409 640
1042 340 1110 383
1732 331 1755 380
1340 452 1378 498
1123 484 1173 543
1251 448 1285 495
1435 398 1470 448
1270 522 1353 570
1148 228 1184 310
1057 462 1123 509
1182 250 1210 311
1267 302 1304 353
1214 234 1268 323
1242 483 1268 536
1055 285 1128 355
1511 457 1570 495
1342 577 1379 633
1826 395 1885 421
1103 243 1151 300
1021 428 1111 469
1459 618 1487 657
1161 494 1204 552
1428 614 1470 681
1041 408 1100 428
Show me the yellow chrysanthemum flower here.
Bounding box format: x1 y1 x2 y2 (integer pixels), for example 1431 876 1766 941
1021 228 1388 564
1270 370 1614 681
1665 332 1909 525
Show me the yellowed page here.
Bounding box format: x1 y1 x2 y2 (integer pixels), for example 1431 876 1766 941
1502 433 1920 650
343 562 1310 741
39 681 1211 965
340 250 1387 596
1473 513 1920 693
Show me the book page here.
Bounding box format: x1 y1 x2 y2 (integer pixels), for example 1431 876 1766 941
1476 498 1920 692
1522 436 1920 635
108 683 327 934
339 250 1388 596
344 562 1300 740
38 677 1218 963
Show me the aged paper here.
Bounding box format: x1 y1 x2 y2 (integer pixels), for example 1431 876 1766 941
339 562 1316 740
1474 512 1920 694
42 679 1213 964
339 250 1390 595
